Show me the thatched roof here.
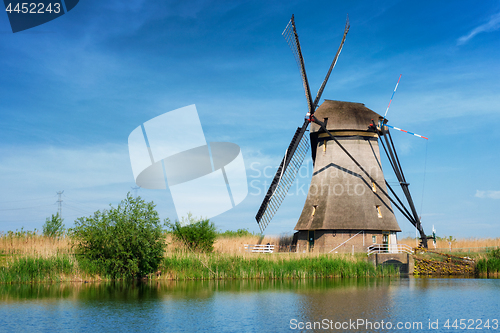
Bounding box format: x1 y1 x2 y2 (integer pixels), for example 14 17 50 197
310 100 382 133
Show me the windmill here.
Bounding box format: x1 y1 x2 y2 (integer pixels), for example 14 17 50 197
255 15 430 250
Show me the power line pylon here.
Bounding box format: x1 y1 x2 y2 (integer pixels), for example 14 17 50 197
56 190 64 218
131 186 140 198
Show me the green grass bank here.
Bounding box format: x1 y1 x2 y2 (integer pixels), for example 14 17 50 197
0 253 398 283
161 253 397 280
0 255 74 283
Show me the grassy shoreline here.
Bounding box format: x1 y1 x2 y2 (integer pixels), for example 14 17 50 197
0 252 398 283
162 252 397 280
2 233 500 283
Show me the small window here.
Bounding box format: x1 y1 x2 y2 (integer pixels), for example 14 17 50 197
372 182 377 193
376 205 382 218
323 140 327 152
372 235 376 243
311 205 317 216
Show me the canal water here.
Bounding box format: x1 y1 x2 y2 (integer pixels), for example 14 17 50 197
0 278 498 332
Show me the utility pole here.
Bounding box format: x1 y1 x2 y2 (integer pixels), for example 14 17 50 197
56 190 64 218
131 186 140 198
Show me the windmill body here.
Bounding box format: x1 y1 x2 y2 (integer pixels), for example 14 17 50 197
255 15 429 250
293 100 401 252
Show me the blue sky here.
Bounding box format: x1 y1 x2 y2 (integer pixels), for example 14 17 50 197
1 0 499 239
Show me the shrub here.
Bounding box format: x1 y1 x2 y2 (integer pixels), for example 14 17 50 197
69 194 166 279
43 213 65 237
218 228 253 238
167 214 217 252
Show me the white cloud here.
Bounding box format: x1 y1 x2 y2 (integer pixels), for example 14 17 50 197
457 12 500 45
475 190 500 199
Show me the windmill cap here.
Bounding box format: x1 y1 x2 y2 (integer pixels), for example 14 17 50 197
311 100 383 133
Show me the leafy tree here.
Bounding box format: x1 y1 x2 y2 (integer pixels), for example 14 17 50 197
70 194 166 279
167 213 217 252
43 213 65 237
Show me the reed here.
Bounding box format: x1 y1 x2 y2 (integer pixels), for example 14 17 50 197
3 231 499 283
0 232 71 257
476 258 500 274
4 233 498 257
0 252 396 283
399 237 500 253
0 254 74 283
161 252 396 280
476 248 500 277
0 254 138 283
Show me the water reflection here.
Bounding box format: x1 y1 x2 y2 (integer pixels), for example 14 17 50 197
0 278 396 301
0 278 498 332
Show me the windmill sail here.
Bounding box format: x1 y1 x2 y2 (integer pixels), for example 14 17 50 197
282 15 314 114
255 15 349 233
255 122 310 232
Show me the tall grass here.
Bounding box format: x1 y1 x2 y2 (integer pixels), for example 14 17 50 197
161 253 397 280
4 231 500 283
476 258 500 274
0 254 135 283
0 232 71 256
399 237 500 253
4 232 496 257
0 252 396 283
476 248 500 276
0 255 74 283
